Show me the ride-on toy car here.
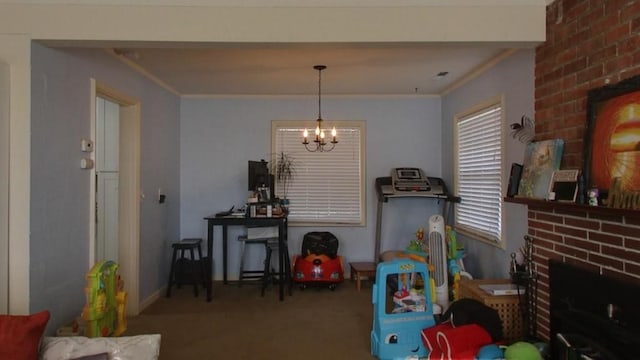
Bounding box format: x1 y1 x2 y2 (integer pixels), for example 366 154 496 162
292 231 344 290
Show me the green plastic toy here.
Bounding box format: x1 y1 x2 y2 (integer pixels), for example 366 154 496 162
504 341 543 360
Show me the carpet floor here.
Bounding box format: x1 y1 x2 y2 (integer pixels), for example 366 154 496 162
125 279 375 359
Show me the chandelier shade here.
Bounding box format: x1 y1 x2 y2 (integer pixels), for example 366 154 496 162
303 65 338 152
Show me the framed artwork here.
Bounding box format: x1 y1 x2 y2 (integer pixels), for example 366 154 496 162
584 75 640 198
517 139 564 199
548 169 579 202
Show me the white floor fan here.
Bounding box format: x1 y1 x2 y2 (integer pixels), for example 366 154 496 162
428 214 448 311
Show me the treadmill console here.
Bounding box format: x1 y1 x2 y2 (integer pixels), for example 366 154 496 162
392 168 431 192
378 168 447 198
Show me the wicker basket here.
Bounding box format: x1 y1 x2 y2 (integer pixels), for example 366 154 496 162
458 278 524 344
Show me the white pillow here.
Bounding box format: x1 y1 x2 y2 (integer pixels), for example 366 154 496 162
39 334 161 360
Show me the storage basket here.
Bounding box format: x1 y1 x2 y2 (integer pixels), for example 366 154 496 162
458 278 524 344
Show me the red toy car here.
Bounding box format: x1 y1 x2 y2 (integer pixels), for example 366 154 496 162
292 253 344 290
292 232 344 290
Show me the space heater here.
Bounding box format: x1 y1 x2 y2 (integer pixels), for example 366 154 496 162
428 214 448 310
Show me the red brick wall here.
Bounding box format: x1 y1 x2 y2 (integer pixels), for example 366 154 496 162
536 0 640 167
527 204 640 340
532 0 640 341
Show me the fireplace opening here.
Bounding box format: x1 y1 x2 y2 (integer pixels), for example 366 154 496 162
549 260 640 360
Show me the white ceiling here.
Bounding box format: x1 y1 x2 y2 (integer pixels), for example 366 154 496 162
103 43 522 96
32 0 551 96
1 0 555 6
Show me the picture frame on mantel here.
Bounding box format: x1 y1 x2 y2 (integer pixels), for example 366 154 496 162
584 75 640 205
517 139 564 200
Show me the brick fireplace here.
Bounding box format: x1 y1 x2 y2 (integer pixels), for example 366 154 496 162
520 200 640 340
527 0 640 341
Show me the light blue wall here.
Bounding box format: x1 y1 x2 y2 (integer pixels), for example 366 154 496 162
30 43 180 333
27 43 533 332
179 96 446 279
441 49 534 278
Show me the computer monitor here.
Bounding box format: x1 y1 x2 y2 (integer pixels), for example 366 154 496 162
248 160 270 191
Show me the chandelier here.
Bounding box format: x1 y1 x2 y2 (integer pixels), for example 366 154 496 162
303 65 338 152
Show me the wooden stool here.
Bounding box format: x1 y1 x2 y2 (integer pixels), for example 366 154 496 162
261 238 291 297
349 261 377 291
166 238 206 298
237 235 270 286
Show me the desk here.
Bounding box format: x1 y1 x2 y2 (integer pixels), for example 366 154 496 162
203 214 291 301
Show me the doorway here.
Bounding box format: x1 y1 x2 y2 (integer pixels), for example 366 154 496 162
95 96 120 263
90 79 141 315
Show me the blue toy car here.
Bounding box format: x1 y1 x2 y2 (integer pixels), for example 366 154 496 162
371 259 436 360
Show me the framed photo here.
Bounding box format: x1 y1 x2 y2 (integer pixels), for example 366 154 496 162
548 170 579 202
584 75 640 198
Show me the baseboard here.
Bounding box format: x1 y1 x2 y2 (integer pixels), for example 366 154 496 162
138 286 166 312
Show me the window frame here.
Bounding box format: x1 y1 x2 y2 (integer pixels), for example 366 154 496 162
453 95 506 248
271 120 366 227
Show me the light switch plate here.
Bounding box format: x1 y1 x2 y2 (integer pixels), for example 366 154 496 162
80 158 94 169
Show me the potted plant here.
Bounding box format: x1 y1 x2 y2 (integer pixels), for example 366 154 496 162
273 152 296 209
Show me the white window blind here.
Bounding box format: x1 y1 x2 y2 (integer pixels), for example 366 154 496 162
272 121 365 225
454 99 504 243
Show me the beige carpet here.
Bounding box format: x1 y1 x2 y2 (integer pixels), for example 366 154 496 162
125 279 375 359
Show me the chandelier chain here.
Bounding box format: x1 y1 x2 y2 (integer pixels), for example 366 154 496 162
303 65 337 152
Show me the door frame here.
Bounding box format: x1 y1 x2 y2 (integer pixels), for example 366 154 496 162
90 79 140 316
0 60 9 313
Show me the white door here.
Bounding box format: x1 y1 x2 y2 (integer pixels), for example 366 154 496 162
91 81 141 315
96 97 120 262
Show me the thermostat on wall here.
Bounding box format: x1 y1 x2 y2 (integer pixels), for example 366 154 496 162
81 138 94 152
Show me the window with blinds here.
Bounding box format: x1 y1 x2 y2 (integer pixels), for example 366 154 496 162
454 97 504 244
272 120 365 225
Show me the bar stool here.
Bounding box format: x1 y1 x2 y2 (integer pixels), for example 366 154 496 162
237 235 272 286
166 238 206 298
261 238 291 297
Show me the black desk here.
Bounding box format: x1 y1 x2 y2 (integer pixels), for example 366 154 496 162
203 214 291 301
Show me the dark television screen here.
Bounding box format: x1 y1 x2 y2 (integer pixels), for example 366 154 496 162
248 160 270 191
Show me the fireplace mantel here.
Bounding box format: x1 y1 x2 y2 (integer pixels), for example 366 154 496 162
504 197 640 219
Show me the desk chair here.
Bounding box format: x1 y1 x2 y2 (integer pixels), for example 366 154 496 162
166 238 207 298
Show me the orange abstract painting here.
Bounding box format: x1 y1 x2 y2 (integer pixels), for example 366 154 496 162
587 81 640 193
